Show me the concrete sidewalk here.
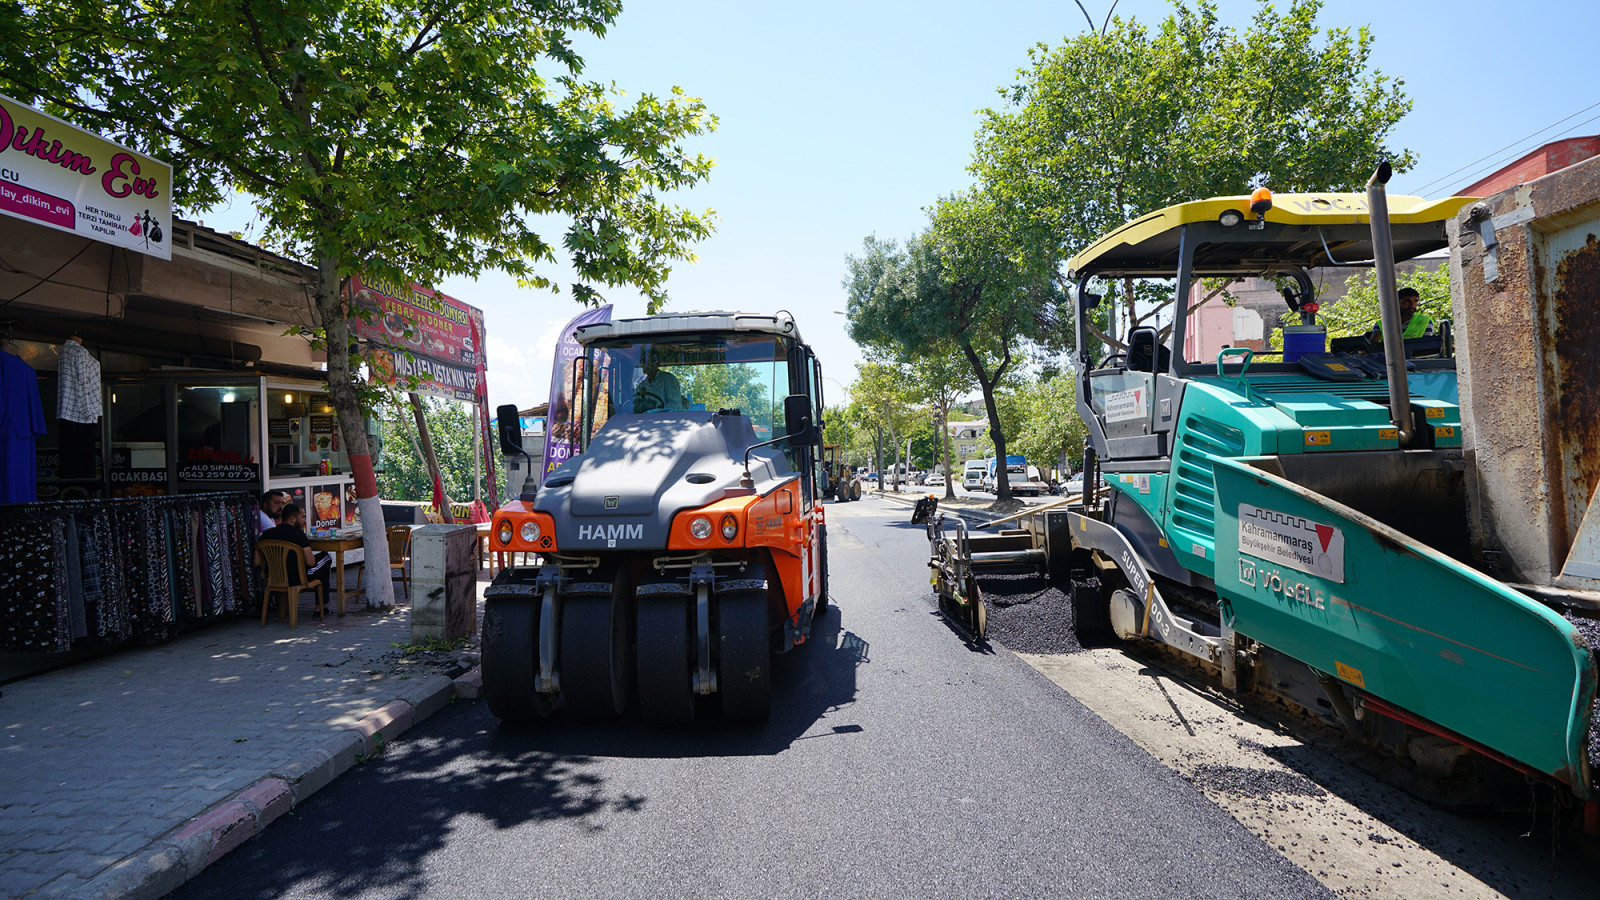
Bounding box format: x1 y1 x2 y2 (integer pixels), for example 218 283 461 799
0 571 486 900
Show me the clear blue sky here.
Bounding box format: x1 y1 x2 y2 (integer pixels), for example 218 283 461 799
205 0 1599 414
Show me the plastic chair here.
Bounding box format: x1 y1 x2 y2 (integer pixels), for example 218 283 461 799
386 526 413 599
256 540 326 628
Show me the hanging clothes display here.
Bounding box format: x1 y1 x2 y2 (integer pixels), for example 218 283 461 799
0 350 46 503
0 491 256 654
56 337 102 479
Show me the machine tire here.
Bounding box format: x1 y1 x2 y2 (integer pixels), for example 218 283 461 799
1070 577 1116 647
636 594 696 723
559 570 633 717
966 573 987 640
717 588 772 720
482 598 553 722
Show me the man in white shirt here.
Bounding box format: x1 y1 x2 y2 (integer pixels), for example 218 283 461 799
258 490 285 533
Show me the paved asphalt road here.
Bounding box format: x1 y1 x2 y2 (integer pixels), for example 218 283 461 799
169 499 1328 900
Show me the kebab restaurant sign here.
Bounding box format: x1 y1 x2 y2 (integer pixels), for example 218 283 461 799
0 94 172 259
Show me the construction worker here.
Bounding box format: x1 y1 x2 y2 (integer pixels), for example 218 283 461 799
1367 286 1434 342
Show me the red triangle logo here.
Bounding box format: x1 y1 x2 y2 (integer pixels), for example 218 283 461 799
1315 524 1335 553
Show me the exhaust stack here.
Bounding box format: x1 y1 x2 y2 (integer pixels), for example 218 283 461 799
1366 162 1414 445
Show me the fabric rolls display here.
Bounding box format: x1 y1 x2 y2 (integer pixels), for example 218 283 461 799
0 492 257 654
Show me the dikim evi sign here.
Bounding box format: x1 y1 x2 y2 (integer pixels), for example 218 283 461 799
0 94 172 259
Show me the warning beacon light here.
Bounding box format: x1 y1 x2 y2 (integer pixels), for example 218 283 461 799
1248 187 1273 229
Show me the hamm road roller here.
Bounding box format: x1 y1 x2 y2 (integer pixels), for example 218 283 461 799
484 311 829 722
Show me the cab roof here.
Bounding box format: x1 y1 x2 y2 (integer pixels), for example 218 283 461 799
576 311 802 346
1067 192 1476 279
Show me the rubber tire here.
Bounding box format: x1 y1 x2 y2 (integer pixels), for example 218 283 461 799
636 595 696 723
482 598 553 722
966 573 987 640
717 588 772 720
1070 577 1116 647
559 570 633 717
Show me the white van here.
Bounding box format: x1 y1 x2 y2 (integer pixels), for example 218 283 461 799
962 460 987 491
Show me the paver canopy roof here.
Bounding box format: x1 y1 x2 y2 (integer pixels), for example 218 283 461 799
1068 193 1476 279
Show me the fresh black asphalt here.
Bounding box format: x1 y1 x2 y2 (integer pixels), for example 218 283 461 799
169 499 1330 899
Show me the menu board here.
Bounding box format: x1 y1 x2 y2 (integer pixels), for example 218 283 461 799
309 415 336 434
310 484 342 533
269 418 294 440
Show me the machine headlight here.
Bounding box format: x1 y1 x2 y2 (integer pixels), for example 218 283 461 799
720 514 738 542
520 521 541 543
497 522 513 546
690 516 712 539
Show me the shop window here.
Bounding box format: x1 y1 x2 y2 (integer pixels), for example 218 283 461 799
109 383 168 496
267 389 349 478
176 384 260 484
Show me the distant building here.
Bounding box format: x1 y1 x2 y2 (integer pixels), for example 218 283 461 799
947 420 987 462
1461 135 1598 197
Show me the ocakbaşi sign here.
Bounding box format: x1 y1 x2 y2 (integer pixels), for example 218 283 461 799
0 93 173 259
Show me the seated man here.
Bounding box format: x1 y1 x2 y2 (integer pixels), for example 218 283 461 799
632 353 686 412
257 502 334 596
257 489 285 534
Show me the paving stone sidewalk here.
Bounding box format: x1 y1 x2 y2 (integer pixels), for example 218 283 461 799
0 573 486 900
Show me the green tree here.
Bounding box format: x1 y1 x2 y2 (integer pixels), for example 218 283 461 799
972 0 1414 350
377 396 477 502
847 192 1059 504
850 361 923 490
1003 373 1088 480
8 0 716 608
904 351 977 499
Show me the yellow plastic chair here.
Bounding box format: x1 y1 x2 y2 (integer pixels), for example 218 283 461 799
386 526 413 599
256 539 327 628
354 526 414 598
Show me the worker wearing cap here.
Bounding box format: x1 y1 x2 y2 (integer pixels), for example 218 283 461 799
1366 286 1434 342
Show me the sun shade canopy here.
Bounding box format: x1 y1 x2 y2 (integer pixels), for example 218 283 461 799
1068 193 1476 279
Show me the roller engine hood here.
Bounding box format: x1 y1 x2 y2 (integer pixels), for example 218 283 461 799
536 411 795 550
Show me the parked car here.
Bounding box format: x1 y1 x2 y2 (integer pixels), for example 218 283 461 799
925 472 945 487
866 472 878 482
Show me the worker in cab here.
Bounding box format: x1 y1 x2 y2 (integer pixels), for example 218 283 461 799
632 350 686 412
1366 286 1434 342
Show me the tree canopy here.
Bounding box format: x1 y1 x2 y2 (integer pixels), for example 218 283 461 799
5 0 717 607
845 192 1060 503
972 0 1414 349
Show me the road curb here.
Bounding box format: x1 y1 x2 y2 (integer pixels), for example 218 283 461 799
76 668 476 900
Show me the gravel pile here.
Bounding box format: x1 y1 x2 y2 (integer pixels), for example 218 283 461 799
1562 610 1600 777
979 572 1083 655
1184 763 1327 799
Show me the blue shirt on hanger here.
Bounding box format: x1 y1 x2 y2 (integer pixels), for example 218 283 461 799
0 350 46 503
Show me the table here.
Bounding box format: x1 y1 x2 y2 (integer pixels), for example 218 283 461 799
308 531 364 616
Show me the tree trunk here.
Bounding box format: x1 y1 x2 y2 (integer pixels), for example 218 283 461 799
409 392 456 524
314 246 395 611
940 404 955 501
962 341 1013 503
